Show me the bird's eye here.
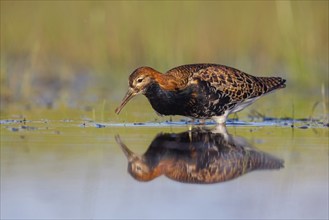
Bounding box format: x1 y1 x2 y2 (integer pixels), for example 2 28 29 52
137 78 143 83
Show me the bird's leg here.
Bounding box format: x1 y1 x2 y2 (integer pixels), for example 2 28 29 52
187 119 194 142
212 111 230 125
212 124 228 134
212 124 230 142
188 129 192 142
212 115 227 124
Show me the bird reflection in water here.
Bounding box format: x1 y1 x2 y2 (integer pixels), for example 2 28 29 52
115 126 284 184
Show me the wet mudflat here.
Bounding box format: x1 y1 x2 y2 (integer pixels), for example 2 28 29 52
1 119 328 219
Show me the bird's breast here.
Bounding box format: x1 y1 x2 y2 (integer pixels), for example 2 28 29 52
143 81 230 118
144 83 197 116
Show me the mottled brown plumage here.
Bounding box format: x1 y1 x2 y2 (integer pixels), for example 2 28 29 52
115 64 286 123
115 127 284 184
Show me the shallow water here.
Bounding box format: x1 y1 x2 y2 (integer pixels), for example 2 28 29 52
1 119 328 219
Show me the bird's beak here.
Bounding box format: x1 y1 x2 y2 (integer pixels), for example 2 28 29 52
115 135 138 162
115 88 137 114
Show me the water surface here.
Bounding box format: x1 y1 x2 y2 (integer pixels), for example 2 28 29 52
1 120 328 219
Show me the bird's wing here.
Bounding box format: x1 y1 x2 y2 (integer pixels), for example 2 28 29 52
164 64 285 100
164 64 215 90
186 64 285 102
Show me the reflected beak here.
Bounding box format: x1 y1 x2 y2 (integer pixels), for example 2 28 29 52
115 135 138 162
115 88 138 114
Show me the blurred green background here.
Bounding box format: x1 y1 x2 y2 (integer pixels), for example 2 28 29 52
1 1 328 121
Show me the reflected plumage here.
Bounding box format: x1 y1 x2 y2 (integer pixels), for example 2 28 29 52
115 64 286 124
115 127 284 184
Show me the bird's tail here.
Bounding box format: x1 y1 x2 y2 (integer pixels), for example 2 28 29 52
258 76 286 94
248 151 284 170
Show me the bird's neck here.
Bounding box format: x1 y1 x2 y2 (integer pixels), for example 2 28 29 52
151 72 185 91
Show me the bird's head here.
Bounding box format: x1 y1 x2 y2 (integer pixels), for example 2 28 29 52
115 67 156 114
115 135 157 181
